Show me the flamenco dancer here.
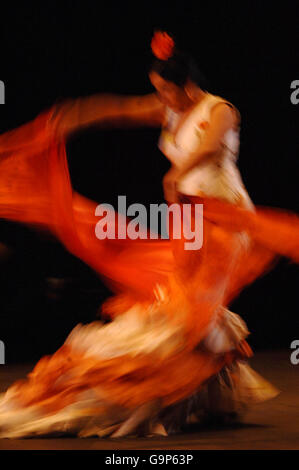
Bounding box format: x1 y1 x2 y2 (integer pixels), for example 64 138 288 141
0 31 298 438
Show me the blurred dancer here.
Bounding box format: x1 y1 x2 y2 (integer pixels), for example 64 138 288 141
0 32 298 438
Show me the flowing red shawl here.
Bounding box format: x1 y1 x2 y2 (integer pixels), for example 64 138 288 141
0 100 298 412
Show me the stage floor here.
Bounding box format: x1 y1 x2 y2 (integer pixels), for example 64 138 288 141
0 349 298 450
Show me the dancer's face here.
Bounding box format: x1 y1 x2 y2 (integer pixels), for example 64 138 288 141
149 71 191 112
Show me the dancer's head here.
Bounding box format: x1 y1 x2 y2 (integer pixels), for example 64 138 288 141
149 31 208 112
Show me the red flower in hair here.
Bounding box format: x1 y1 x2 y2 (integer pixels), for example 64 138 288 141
151 31 175 61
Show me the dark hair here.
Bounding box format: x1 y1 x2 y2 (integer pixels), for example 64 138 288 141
150 50 209 90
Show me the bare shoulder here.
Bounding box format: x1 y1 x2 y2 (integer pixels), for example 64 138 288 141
210 101 240 129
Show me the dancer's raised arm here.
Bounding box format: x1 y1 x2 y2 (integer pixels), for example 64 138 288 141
51 92 166 138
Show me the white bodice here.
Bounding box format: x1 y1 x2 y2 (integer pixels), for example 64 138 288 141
158 93 254 208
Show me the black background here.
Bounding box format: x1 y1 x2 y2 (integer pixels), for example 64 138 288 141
0 1 298 361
